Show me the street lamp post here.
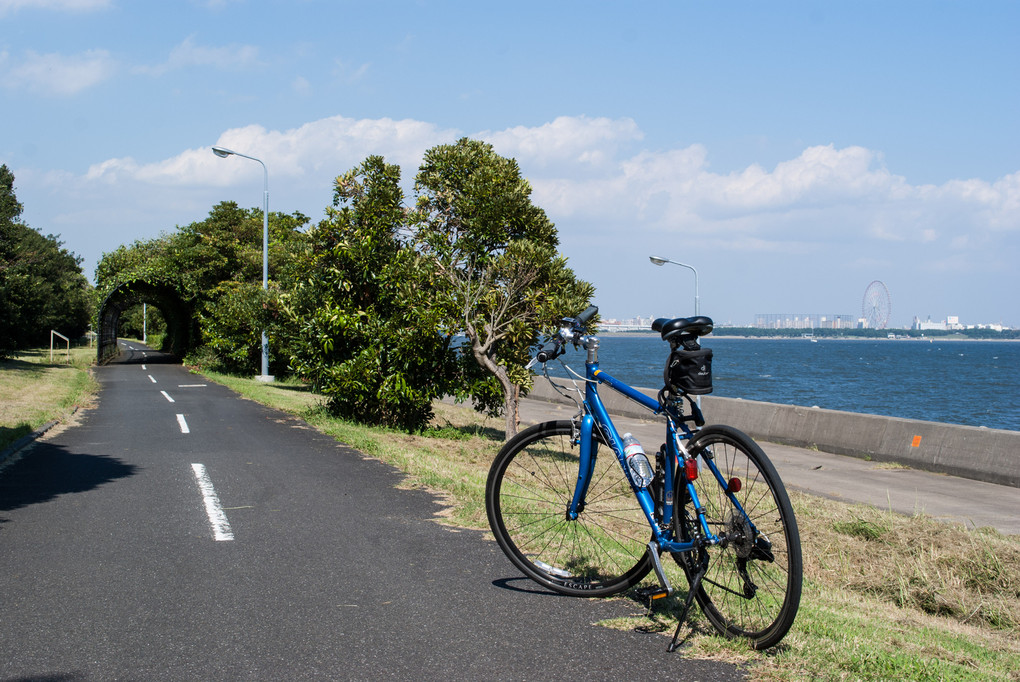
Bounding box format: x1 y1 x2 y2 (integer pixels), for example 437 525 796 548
212 146 273 382
649 255 700 316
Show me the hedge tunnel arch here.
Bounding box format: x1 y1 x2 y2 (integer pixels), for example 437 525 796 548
97 280 195 363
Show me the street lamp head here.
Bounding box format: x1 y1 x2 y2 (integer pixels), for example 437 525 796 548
649 255 669 266
211 146 234 158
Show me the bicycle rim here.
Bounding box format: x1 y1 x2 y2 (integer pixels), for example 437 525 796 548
673 425 802 649
486 420 652 597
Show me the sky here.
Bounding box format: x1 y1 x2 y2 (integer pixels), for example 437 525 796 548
2 0 1018 328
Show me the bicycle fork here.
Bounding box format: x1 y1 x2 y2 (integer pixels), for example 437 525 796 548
566 414 598 519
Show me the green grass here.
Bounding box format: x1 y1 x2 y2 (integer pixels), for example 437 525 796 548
201 371 1020 680
0 344 98 451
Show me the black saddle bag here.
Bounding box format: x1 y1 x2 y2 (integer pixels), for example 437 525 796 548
664 347 713 395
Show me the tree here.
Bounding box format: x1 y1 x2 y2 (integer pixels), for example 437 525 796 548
412 139 595 438
286 156 454 430
1 165 93 358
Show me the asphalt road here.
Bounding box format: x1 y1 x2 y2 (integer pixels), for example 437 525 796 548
0 343 744 681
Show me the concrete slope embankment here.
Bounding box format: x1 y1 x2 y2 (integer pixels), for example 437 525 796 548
527 379 1020 488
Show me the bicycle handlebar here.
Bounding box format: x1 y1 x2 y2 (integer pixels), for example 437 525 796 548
529 305 599 367
535 338 563 364
574 305 598 326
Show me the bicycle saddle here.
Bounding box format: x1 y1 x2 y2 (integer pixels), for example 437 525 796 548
651 316 714 340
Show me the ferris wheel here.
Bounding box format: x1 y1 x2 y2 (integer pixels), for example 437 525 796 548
862 280 892 329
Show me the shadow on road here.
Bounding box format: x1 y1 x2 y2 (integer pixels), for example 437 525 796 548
491 576 573 596
0 442 137 522
112 348 179 365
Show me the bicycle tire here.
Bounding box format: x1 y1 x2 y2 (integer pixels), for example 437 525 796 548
672 425 802 649
486 420 652 597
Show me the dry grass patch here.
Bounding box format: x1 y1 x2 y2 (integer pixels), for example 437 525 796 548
793 490 1020 633
0 345 97 450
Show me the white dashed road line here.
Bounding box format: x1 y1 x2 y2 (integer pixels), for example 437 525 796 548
161 390 175 403
190 463 233 541
176 414 190 433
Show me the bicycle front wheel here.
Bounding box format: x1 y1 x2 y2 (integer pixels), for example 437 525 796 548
673 425 802 649
486 420 652 597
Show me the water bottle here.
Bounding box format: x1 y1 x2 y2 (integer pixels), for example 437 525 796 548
622 433 653 488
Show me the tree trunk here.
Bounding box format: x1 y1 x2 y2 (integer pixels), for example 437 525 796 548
472 342 519 439
494 364 518 439
503 381 520 440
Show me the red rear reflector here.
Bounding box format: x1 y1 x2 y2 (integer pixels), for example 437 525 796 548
727 477 742 493
684 459 698 481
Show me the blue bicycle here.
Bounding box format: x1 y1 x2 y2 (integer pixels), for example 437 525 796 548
485 306 802 650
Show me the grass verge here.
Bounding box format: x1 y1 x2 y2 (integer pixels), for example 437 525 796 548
0 345 98 451
202 371 1020 680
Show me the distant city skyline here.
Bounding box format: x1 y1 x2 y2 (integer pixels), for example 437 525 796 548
602 311 1013 331
613 275 1016 329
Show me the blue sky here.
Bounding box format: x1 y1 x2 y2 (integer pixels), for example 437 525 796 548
2 0 1018 328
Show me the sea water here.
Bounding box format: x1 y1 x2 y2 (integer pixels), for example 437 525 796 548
544 335 1020 432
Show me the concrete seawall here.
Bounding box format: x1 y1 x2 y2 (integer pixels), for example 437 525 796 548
526 379 1020 488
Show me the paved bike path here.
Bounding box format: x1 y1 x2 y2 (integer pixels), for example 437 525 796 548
0 344 743 681
516 395 1020 536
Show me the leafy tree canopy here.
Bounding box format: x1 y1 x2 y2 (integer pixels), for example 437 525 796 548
411 139 594 437
286 156 455 430
1 164 93 357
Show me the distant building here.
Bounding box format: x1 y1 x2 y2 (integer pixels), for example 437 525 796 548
754 313 856 329
599 316 656 332
912 315 964 331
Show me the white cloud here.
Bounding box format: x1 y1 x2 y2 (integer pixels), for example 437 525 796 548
85 115 463 188
332 58 370 84
134 36 260 76
0 0 109 15
0 48 117 95
480 116 643 169
80 115 1020 252
509 133 1019 253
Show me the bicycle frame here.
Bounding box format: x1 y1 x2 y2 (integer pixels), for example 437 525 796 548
565 337 749 555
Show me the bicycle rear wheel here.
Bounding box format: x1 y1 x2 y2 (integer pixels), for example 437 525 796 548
672 425 802 649
486 420 652 597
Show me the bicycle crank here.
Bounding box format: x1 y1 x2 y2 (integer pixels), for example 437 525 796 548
635 541 673 602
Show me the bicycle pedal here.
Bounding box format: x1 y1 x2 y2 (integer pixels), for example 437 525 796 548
635 586 671 602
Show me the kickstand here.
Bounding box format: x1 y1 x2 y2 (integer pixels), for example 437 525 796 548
668 565 705 652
